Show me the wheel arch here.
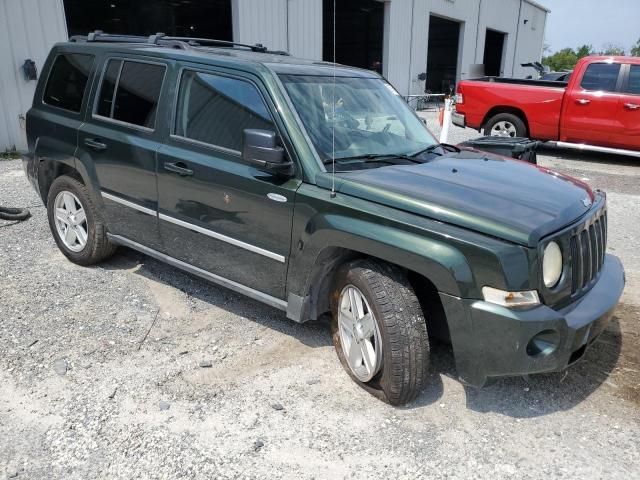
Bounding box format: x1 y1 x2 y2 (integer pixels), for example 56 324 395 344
289 219 475 330
37 158 84 205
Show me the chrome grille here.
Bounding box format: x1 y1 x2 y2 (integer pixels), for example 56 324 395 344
569 210 607 294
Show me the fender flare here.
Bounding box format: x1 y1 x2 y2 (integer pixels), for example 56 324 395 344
286 214 476 321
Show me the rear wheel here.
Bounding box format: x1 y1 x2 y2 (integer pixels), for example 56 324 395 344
331 259 430 405
47 175 116 265
484 113 527 138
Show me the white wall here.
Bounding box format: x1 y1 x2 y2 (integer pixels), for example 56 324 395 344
0 0 68 151
477 0 522 76
512 0 547 78
399 0 548 95
287 0 323 59
233 0 323 59
232 0 289 51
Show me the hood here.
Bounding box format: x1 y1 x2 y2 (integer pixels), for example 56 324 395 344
320 150 596 246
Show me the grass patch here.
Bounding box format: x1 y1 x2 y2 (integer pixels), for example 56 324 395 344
1 148 21 160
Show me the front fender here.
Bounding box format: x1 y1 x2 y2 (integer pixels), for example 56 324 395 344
286 184 532 323
294 213 473 297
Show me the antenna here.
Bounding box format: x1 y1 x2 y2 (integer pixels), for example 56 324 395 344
330 0 336 198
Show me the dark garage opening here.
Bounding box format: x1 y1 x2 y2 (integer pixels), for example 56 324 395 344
483 29 506 77
323 0 384 73
63 0 233 40
426 15 460 94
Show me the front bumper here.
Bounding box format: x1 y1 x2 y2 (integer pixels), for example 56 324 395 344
441 254 625 387
452 112 466 128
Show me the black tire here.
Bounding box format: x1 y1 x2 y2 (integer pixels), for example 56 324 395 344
484 112 527 138
0 206 30 221
330 259 430 405
47 175 116 265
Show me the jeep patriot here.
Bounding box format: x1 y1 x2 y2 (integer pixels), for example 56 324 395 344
23 33 625 405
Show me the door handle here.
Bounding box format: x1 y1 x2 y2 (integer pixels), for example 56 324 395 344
84 138 107 151
164 161 193 176
624 103 640 110
575 99 591 105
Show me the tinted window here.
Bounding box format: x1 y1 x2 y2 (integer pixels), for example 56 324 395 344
175 71 274 151
109 61 165 128
626 65 640 95
43 53 94 112
580 63 621 92
96 60 122 117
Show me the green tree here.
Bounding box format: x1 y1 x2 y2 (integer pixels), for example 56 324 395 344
576 44 594 59
600 43 625 56
631 38 640 57
542 48 578 71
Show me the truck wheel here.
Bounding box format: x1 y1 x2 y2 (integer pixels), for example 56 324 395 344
330 259 430 405
484 113 527 138
47 175 116 266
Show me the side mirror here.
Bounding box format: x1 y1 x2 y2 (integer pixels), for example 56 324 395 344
242 129 293 175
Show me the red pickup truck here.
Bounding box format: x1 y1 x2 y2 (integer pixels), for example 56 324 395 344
453 56 640 157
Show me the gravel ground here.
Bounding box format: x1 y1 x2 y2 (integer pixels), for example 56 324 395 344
1 115 639 479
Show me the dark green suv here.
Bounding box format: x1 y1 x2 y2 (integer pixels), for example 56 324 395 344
24 33 625 405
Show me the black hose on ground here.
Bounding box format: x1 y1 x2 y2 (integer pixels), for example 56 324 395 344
0 206 31 221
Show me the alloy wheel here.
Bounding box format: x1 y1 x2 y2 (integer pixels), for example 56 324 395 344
338 285 383 382
490 120 518 137
53 190 88 252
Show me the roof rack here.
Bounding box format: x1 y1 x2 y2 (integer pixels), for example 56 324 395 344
69 31 289 55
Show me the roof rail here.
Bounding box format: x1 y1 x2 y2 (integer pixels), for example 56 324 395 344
162 36 270 53
69 31 190 50
69 31 289 55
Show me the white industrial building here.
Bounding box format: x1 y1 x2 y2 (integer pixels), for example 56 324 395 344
0 0 548 151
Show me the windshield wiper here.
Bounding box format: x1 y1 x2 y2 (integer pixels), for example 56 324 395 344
322 153 423 165
410 143 461 158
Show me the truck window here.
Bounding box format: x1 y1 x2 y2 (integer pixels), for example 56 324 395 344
94 60 165 129
580 63 621 92
626 65 640 95
174 71 274 152
43 53 94 113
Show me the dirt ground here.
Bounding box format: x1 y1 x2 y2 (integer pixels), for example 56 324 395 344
1 115 639 479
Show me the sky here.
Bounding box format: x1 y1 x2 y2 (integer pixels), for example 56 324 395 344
542 0 639 53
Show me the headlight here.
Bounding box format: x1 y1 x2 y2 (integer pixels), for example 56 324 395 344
543 241 563 288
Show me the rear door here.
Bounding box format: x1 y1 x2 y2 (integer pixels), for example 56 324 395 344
612 64 640 150
77 56 169 250
561 62 624 146
157 66 301 300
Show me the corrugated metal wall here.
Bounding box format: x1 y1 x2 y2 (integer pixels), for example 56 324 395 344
0 0 67 151
233 0 322 59
287 0 322 60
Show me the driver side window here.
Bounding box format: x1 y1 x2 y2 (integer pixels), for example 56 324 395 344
174 70 274 152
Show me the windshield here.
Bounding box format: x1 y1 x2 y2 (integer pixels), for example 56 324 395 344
279 75 437 166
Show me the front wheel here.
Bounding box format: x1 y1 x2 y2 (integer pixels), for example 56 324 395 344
331 259 430 405
484 113 527 138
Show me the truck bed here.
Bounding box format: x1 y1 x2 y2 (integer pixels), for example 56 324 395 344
470 76 568 88
456 78 567 140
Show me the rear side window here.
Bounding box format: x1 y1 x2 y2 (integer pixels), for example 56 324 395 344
43 53 94 112
95 59 165 129
96 60 121 117
175 71 274 151
580 63 621 92
626 65 640 95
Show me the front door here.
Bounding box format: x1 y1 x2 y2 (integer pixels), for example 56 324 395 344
157 67 300 300
612 64 640 150
561 62 623 146
77 56 169 250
